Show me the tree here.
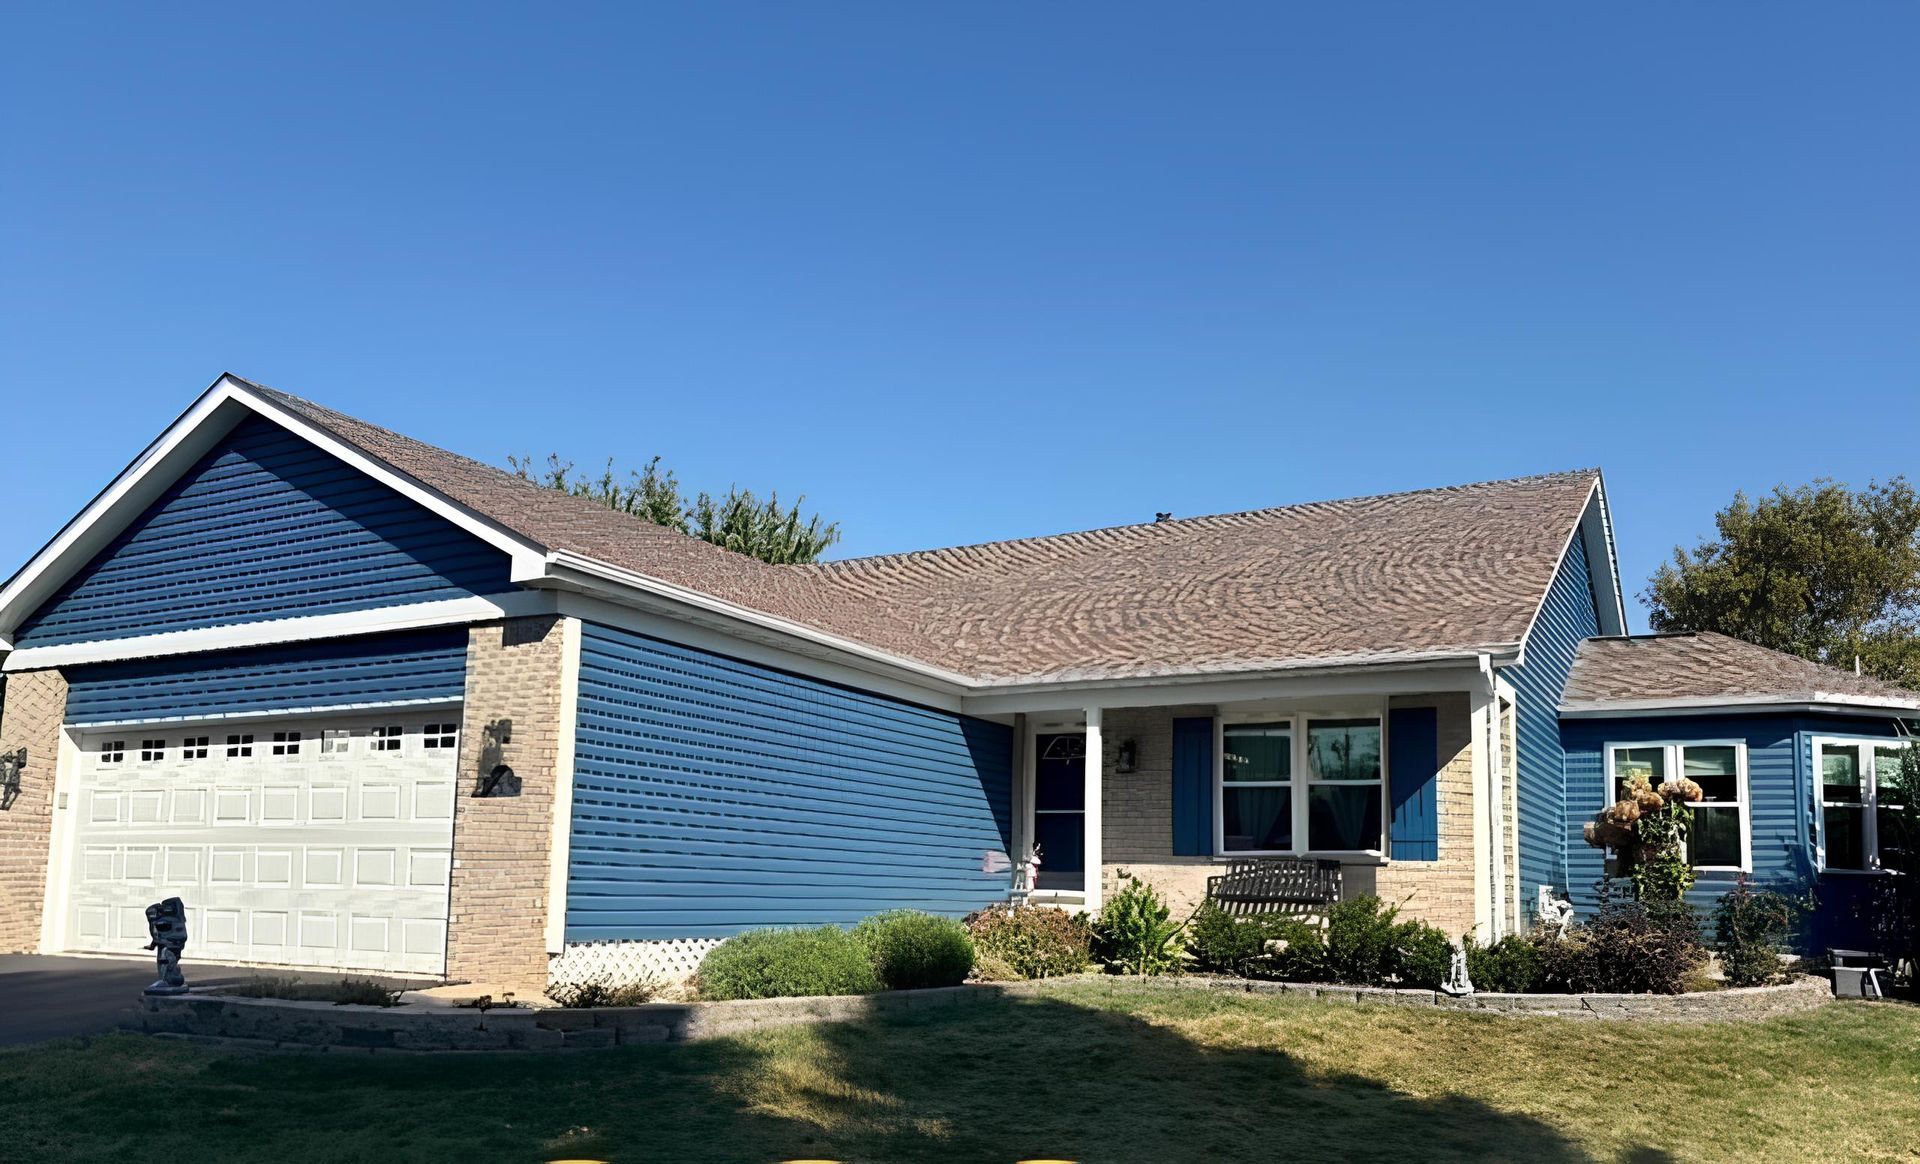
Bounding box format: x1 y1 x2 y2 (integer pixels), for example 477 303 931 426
507 453 841 565
1643 478 1920 687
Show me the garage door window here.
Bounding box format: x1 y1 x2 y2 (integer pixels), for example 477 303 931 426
423 723 458 749
100 740 125 763
373 725 402 752
225 734 253 758
183 736 209 760
271 731 302 757
140 739 166 762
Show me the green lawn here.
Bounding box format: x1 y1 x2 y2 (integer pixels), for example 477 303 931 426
3 982 1917 1163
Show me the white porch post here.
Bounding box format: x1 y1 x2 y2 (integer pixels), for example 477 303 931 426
1083 706 1104 913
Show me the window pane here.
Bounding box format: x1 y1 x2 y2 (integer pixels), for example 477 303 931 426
1824 805 1866 870
1306 719 1380 782
1612 747 1666 798
1223 787 1292 852
1307 784 1382 852
1874 748 1910 805
1878 806 1914 875
1690 806 1741 867
1224 723 1290 783
1822 747 1863 804
1034 737 1085 812
1682 746 1739 802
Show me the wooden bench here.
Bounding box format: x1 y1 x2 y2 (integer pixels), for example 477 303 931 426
1205 858 1343 917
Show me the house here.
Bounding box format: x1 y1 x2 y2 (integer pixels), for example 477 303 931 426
0 375 1911 992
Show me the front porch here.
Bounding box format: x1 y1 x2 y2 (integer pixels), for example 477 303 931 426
996 676 1521 942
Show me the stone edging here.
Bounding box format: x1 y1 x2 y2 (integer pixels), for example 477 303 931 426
128 973 1831 1052
1139 971 1834 1022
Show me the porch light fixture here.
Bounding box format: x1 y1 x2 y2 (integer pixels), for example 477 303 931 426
0 747 25 811
1117 738 1138 774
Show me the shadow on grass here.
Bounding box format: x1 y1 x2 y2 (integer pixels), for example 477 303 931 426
0 991 1678 1164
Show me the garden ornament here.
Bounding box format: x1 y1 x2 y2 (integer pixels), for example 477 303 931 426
1537 884 1575 938
142 897 189 996
1441 943 1474 996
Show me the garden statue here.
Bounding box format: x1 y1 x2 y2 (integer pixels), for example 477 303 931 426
1537 884 1575 938
1441 943 1474 996
142 897 189 996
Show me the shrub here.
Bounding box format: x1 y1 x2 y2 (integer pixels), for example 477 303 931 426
1092 873 1185 976
545 973 660 1008
1186 901 1275 977
1394 921 1455 990
696 926 881 1000
1322 896 1405 985
1534 897 1707 995
1714 876 1808 987
1466 934 1542 994
853 910 975 990
224 976 404 1007
965 905 1092 980
1258 916 1325 981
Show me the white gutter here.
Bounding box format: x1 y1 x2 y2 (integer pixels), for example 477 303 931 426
1561 695 1920 719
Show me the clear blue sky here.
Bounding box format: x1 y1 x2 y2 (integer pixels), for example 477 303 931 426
4 5 1916 631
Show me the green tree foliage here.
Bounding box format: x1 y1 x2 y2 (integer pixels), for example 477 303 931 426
507 453 840 565
1644 478 1920 686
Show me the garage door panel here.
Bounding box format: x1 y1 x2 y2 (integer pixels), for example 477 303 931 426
61 713 458 975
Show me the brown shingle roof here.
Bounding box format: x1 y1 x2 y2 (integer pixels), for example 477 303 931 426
240 378 1603 685
1562 633 1920 712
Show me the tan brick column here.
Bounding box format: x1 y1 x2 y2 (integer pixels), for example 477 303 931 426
0 669 68 953
446 615 572 992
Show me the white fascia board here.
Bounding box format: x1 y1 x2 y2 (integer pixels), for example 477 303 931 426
0 375 552 643
1560 695 1920 719
961 660 1496 717
541 552 978 697
2 592 554 672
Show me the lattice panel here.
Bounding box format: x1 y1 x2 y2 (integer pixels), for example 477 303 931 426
547 938 722 987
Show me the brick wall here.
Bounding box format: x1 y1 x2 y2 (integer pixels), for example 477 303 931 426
1095 695 1481 937
446 615 570 991
0 669 67 952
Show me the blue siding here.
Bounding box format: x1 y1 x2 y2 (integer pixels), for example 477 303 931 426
1388 706 1439 861
567 623 1015 941
16 415 512 648
1560 711 1909 948
1503 529 1602 905
1171 717 1214 856
64 627 469 725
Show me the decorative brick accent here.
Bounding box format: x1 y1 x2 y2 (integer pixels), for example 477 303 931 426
1096 696 1480 938
0 669 67 953
446 615 568 992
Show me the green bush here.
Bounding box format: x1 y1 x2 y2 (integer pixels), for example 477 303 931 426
1394 921 1454 990
965 905 1092 980
1092 873 1185 976
1265 916 1329 981
696 926 881 1000
1323 896 1406 985
1466 934 1542 994
1714 877 1807 987
854 910 975 990
1186 901 1274 977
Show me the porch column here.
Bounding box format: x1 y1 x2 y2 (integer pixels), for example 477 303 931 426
1084 706 1104 913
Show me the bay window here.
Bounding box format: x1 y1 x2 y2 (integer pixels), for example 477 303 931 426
1816 739 1913 873
1219 713 1384 856
1605 741 1748 871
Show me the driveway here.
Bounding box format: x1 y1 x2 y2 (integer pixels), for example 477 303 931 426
0 954 261 1046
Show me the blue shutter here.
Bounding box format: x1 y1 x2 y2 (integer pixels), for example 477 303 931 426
1171 716 1215 856
1389 706 1439 861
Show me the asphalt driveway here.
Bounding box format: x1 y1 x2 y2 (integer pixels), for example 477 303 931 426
0 954 260 1046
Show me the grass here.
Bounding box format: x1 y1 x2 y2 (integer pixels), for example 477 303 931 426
3 980 1917 1162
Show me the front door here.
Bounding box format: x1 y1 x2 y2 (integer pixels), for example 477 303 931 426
1032 733 1086 891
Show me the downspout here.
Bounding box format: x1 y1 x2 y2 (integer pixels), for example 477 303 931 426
1479 654 1507 941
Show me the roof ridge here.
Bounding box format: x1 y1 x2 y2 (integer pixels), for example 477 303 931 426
818 467 1601 570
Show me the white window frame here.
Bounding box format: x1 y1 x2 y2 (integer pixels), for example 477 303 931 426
1601 740 1751 873
181 736 210 761
1813 736 1914 875
1214 708 1388 859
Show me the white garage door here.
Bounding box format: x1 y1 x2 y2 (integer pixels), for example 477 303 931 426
59 712 460 976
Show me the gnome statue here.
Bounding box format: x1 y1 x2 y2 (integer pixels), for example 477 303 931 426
142 897 189 996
